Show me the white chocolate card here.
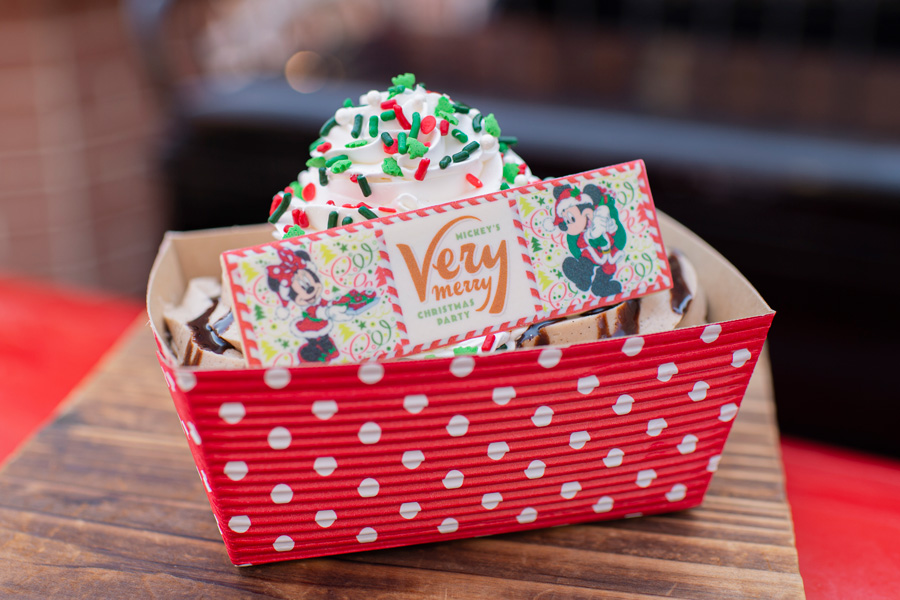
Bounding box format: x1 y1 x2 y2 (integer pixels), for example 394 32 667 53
222 160 672 366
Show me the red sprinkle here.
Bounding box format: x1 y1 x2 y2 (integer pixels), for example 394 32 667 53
518 163 527 174
439 119 450 135
316 142 332 153
420 115 436 134
292 208 309 227
302 182 316 201
269 194 282 216
326 200 335 206
466 173 483 188
283 224 291 233
379 207 396 213
414 157 430 181
350 174 358 183
481 334 495 352
394 104 411 129
380 99 397 110
383 141 398 154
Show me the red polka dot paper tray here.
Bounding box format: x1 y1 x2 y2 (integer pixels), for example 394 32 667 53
147 214 773 566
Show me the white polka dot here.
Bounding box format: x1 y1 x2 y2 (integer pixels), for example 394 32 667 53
311 400 337 420
358 362 384 384
524 459 546 479
492 386 516 406
438 517 459 533
315 510 337 528
689 381 709 402
450 356 475 377
358 478 380 498
228 515 250 533
531 406 553 427
701 324 721 343
732 348 751 368
268 426 291 450
592 496 614 513
264 367 290 389
403 394 428 414
218 402 245 424
636 469 657 488
442 470 464 489
569 431 590 450
647 418 667 437
402 450 424 469
657 362 678 382
560 481 581 500
358 421 382 444
719 403 738 422
175 370 196 392
199 469 211 492
677 434 698 454
612 394 633 415
271 483 293 504
313 456 337 476
224 461 248 481
487 441 509 460
399 502 421 519
577 375 599 395
481 492 502 510
356 527 377 543
603 448 624 468
621 336 644 357
517 507 537 524
187 422 201 445
446 415 469 437
538 347 562 368
666 483 687 502
273 535 294 552
707 455 722 472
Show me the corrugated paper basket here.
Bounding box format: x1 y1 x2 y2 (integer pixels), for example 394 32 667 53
146 212 773 566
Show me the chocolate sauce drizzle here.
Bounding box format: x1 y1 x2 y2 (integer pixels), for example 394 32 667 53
183 298 235 366
515 317 566 348
668 252 693 315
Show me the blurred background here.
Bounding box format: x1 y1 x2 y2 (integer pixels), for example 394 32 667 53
1 0 898 457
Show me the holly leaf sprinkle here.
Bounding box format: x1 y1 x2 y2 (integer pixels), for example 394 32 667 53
407 139 427 159
282 225 305 239
382 156 402 176
502 162 519 184
483 113 501 137
306 156 326 168
330 159 352 173
435 96 459 125
391 73 416 88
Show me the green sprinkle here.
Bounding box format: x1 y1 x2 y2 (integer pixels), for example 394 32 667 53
382 156 402 176
452 102 471 114
435 97 459 125
391 72 416 88
500 182 510 190
320 116 337 136
282 225 305 239
345 140 367 148
358 206 378 219
288 180 300 192
267 193 291 224
387 85 405 99
407 139 427 159
343 97 353 108
351 113 363 138
499 142 508 153
381 132 393 146
451 129 468 143
439 155 452 169
327 211 338 228
357 174 371 197
368 115 379 137
452 150 469 163
498 136 518 147
330 159 352 173
319 167 328 186
325 154 349 167
472 113 483 132
462 141 480 154
453 345 478 355
410 112 421 139
483 113 501 137
341 216 353 226
380 109 396 121
308 137 324 151
306 156 326 168
503 162 519 184
397 131 408 154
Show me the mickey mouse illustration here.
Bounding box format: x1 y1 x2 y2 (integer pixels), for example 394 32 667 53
552 183 626 297
267 246 378 363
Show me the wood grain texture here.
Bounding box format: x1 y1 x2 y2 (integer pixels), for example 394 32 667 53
0 319 804 599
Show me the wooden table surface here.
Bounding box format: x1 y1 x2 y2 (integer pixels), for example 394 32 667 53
0 319 805 599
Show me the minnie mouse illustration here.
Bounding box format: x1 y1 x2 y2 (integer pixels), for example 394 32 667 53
267 246 378 363
552 183 626 297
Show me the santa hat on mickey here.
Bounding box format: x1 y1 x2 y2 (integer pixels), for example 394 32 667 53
267 245 316 307
552 184 586 227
